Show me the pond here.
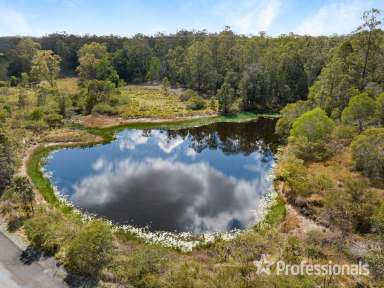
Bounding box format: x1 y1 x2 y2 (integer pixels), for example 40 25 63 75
45 117 279 234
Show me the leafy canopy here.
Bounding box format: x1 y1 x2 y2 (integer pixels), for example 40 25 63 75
290 107 335 142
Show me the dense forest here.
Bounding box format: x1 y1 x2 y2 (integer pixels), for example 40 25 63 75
0 28 343 112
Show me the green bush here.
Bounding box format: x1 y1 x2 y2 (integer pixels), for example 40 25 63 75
24 210 79 255
289 107 335 160
66 220 113 276
309 174 333 194
276 100 313 139
325 178 380 233
180 89 197 101
350 128 384 180
112 246 170 287
29 108 44 121
372 202 384 237
341 92 378 132
0 130 14 195
166 262 207 288
187 95 206 110
109 95 119 107
44 113 63 128
92 103 117 115
25 120 49 133
277 152 311 198
331 124 358 146
10 176 34 213
290 107 335 142
377 92 384 125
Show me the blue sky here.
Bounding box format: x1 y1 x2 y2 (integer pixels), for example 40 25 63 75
0 0 383 37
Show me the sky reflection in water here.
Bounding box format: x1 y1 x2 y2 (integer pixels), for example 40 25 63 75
45 118 278 233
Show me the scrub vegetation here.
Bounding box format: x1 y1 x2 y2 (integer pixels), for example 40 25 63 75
0 8 383 288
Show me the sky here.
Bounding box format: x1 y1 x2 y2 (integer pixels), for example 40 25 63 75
0 0 383 37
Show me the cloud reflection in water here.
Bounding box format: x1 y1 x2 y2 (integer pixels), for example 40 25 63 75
73 158 272 233
45 119 278 234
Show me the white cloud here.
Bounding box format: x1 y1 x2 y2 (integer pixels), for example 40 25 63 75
118 130 148 151
0 8 30 36
293 0 379 36
213 0 282 34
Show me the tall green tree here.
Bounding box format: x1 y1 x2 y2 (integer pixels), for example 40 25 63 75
239 64 268 110
217 81 234 113
289 107 336 160
351 128 384 179
354 9 383 88
77 42 118 85
11 176 34 213
146 56 161 83
7 38 41 78
186 41 216 92
30 50 61 87
341 93 378 132
166 46 186 85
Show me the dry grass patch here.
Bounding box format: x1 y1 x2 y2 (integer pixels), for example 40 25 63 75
41 128 102 143
56 78 79 94
117 86 215 118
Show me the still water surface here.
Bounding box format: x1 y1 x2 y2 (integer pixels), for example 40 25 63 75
45 118 278 234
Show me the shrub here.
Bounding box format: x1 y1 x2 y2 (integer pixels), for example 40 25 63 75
350 128 384 180
308 174 333 195
331 124 358 146
25 120 49 132
85 80 114 113
166 262 206 288
29 108 44 121
24 210 79 255
0 130 14 195
109 95 119 107
187 95 206 110
112 246 170 287
366 248 384 280
341 92 378 132
44 113 63 128
325 178 380 233
66 220 113 276
92 103 117 115
283 236 303 264
277 152 311 199
289 107 335 160
276 100 313 139
372 202 384 237
290 107 335 142
180 89 197 102
10 176 34 213
377 92 384 125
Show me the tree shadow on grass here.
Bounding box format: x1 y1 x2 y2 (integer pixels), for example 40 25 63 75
7 216 26 232
19 246 43 264
64 273 97 288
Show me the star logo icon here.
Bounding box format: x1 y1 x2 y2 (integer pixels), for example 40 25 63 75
253 254 273 275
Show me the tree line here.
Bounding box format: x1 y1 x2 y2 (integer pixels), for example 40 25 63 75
0 28 342 112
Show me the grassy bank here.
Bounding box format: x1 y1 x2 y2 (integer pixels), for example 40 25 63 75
27 146 73 213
